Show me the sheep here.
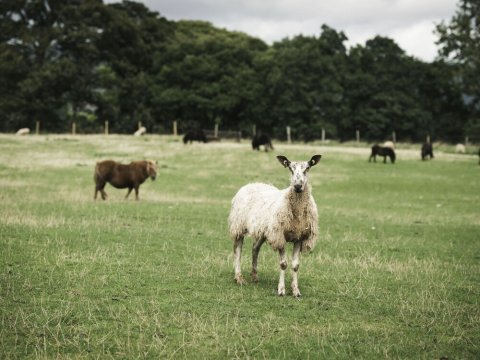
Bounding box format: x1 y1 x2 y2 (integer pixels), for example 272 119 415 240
455 143 466 153
16 128 30 135
134 126 147 136
228 154 322 297
94 160 157 200
369 144 396 163
421 142 434 160
383 140 395 149
252 134 274 152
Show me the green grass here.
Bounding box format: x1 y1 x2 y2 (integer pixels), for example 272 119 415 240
0 134 479 359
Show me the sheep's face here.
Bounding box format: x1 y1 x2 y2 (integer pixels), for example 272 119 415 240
277 155 322 193
146 160 157 180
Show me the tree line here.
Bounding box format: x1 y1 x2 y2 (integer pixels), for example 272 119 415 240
1 0 478 143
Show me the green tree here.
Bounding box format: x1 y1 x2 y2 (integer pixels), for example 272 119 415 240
344 36 433 142
261 25 348 141
150 20 267 133
436 0 480 141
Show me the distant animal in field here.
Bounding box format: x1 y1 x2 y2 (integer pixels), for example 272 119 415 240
421 143 434 160
383 140 395 149
134 126 146 136
94 160 157 200
252 134 274 151
183 129 207 144
229 154 322 297
369 144 396 164
455 143 466 153
16 128 30 135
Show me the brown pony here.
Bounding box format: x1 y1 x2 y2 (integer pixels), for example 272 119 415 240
94 160 157 200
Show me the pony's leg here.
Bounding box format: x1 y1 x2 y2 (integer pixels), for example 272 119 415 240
134 186 139 200
277 247 287 296
95 181 106 200
291 242 302 297
383 155 387 163
251 237 265 282
97 183 108 200
233 236 245 284
125 187 132 199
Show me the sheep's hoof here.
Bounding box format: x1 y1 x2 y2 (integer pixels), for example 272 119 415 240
292 285 302 297
235 274 246 285
277 286 285 296
293 290 301 298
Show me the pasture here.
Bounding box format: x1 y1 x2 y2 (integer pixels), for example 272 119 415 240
0 134 479 359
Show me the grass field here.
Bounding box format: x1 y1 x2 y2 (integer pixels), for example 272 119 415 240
0 134 479 359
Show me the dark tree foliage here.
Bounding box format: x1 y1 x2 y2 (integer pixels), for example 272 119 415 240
0 0 475 143
150 20 267 134
436 0 480 142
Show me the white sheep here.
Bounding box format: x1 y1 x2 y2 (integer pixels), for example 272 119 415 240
228 154 322 297
383 140 395 149
16 128 30 135
134 126 146 136
455 143 466 153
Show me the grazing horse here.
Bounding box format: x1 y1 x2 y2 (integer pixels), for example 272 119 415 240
369 144 396 164
421 143 434 160
252 134 274 152
183 129 207 144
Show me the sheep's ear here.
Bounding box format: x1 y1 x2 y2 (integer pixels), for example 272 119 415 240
277 155 291 168
308 155 322 167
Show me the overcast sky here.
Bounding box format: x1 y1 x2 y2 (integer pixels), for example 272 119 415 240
111 0 459 62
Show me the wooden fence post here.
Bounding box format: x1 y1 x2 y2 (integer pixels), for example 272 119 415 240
286 126 291 144
321 128 325 142
214 124 219 138
105 121 109 136
72 122 76 135
356 129 360 143
173 121 177 136
426 134 430 144
138 121 142 130
36 121 40 135
392 131 396 143
252 124 256 137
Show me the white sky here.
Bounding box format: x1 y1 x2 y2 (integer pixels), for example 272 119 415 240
108 0 459 62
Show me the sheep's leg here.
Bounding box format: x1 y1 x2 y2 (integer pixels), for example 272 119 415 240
233 236 245 285
277 247 287 296
291 242 302 297
251 238 265 282
125 187 132 199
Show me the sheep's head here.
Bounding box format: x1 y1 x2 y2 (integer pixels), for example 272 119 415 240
146 160 158 180
277 155 322 193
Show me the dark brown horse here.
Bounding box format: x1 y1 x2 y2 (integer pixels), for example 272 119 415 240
421 143 434 160
252 134 274 152
369 144 396 164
